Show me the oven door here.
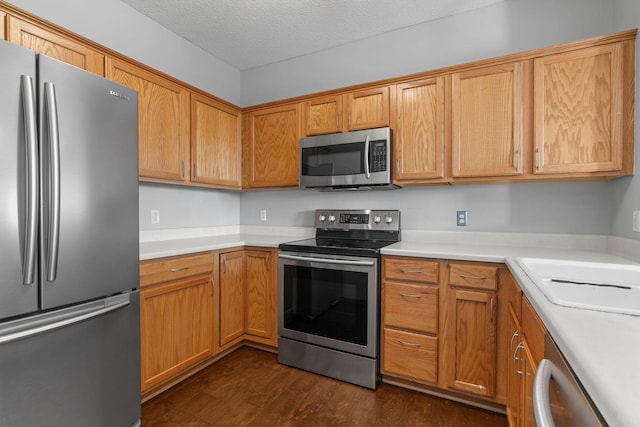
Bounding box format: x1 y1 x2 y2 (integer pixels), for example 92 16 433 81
278 251 378 358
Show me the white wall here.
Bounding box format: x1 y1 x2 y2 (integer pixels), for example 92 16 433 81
7 0 242 104
240 0 612 106
240 0 619 235
611 0 640 240
6 0 244 231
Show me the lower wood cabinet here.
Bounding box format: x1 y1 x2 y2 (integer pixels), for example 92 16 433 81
218 247 278 350
442 262 498 398
382 256 510 408
139 252 215 393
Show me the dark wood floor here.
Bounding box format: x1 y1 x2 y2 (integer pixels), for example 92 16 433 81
142 347 508 426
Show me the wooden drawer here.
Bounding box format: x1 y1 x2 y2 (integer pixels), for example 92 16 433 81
448 263 497 291
384 282 438 334
383 328 438 384
140 252 214 287
383 256 439 284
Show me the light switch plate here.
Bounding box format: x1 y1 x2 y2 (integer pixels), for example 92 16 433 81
633 210 640 232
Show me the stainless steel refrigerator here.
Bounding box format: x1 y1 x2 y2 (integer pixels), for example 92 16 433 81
0 40 141 426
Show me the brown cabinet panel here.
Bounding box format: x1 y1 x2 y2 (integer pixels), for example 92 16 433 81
344 86 390 131
106 58 190 182
383 328 438 384
140 275 214 392
384 282 438 334
191 93 241 188
449 263 498 291
245 249 277 343
534 44 624 174
445 287 497 397
219 251 246 347
245 103 301 188
383 256 439 284
140 252 214 287
452 62 526 178
393 77 446 182
7 15 104 75
304 94 342 135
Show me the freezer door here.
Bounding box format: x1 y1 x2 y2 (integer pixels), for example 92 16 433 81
38 55 139 309
0 40 39 319
0 291 141 427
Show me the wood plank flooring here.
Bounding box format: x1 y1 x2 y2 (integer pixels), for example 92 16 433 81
142 347 508 426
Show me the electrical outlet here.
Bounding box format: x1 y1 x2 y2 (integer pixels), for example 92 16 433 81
633 210 640 232
456 210 467 227
151 210 160 224
260 209 267 222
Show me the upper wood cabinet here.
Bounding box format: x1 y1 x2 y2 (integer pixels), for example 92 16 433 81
392 77 447 183
191 93 242 189
452 62 528 178
106 57 191 183
6 15 104 75
303 86 390 135
243 103 301 189
533 42 630 175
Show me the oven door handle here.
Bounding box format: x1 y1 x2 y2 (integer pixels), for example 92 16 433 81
278 253 375 266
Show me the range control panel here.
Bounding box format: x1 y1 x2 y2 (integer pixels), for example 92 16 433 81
314 209 400 231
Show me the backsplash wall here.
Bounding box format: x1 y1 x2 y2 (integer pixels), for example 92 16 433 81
240 181 611 234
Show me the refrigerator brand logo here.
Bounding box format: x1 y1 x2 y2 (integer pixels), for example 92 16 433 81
109 89 129 101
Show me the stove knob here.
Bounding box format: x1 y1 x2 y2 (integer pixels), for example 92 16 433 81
328 215 336 223
319 215 326 222
373 216 382 224
385 216 393 224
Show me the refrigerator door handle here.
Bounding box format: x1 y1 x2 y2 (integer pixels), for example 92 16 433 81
0 293 131 345
21 75 38 285
44 82 61 282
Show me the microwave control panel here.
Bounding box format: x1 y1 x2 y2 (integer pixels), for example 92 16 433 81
370 140 387 172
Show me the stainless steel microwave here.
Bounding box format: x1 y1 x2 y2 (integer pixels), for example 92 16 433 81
299 127 399 191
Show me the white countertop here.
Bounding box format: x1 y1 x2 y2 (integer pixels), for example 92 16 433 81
140 226 640 425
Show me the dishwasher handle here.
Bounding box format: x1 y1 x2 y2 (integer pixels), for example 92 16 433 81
533 359 555 427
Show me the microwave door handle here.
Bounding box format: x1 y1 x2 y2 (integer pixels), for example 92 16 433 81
364 134 371 179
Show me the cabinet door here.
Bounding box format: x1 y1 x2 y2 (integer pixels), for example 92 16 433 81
7 15 104 75
245 103 301 188
534 44 624 174
445 288 497 397
521 343 537 427
344 86 390 131
452 62 526 178
106 58 190 183
191 93 241 188
393 78 446 182
506 307 522 427
219 251 245 346
140 275 214 392
304 94 342 135
245 249 277 343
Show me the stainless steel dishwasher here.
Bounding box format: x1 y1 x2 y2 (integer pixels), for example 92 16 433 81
533 334 607 427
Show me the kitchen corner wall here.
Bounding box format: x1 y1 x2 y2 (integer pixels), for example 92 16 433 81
611 0 640 240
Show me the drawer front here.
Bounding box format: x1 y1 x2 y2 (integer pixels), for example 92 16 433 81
384 257 439 284
383 328 438 384
140 252 214 287
384 282 438 334
449 263 497 290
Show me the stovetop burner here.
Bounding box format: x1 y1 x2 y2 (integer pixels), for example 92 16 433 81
279 209 400 257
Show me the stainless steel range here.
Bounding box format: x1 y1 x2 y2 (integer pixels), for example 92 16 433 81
278 209 400 389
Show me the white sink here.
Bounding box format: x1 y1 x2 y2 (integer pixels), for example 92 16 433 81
515 257 640 316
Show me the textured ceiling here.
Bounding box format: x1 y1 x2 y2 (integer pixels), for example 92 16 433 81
121 0 505 71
